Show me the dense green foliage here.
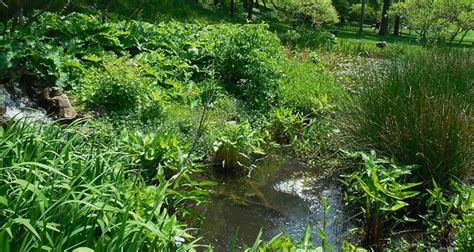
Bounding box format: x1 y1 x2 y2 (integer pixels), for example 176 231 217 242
212 24 285 106
393 0 474 44
0 120 209 251
346 49 473 188
0 0 472 251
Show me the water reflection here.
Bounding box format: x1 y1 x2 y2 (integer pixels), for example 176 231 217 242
197 151 351 251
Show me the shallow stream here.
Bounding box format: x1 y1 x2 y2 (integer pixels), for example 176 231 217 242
197 151 352 251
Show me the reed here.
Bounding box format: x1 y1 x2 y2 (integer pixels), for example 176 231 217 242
345 49 473 187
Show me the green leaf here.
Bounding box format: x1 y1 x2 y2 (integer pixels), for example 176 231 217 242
72 248 95 252
302 224 312 248
0 196 8 207
13 218 40 240
390 201 408 211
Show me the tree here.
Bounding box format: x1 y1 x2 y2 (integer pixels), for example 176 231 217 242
394 0 474 44
230 0 235 17
359 0 366 34
378 0 390 35
393 0 403 36
247 0 253 20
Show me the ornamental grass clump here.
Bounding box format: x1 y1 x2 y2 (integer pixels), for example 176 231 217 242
346 49 473 188
0 119 207 251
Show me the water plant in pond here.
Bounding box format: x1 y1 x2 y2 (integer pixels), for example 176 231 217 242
211 122 264 172
341 151 422 251
423 180 474 249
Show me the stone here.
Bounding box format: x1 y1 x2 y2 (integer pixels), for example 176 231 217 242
0 86 7 116
39 87 78 120
376 41 387 48
51 94 78 120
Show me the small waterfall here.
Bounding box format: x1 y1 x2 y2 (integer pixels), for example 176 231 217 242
1 85 51 123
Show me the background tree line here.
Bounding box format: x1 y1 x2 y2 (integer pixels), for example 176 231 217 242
1 0 472 44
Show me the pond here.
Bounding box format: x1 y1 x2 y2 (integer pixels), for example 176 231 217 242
196 150 353 251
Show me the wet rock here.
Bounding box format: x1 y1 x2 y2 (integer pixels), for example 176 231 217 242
39 87 78 120
376 41 387 48
0 100 5 116
0 86 7 116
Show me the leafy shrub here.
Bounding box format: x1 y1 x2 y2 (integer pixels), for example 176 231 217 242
279 0 339 30
119 129 183 182
212 24 285 106
211 122 264 171
279 30 337 50
0 119 208 250
76 58 153 113
345 49 473 187
267 107 305 144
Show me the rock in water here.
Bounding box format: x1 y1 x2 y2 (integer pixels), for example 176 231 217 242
376 41 387 48
40 87 78 120
51 94 78 120
0 87 7 116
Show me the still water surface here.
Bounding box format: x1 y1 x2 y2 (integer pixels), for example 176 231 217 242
197 151 352 251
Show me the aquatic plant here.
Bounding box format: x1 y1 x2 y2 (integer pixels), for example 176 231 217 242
341 151 422 251
211 122 264 172
345 49 473 188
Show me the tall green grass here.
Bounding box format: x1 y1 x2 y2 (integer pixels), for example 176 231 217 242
0 120 207 251
346 49 473 187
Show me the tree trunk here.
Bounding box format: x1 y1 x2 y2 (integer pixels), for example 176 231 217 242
458 30 470 46
359 0 366 34
230 0 234 17
270 0 278 10
393 14 401 36
247 0 253 20
449 27 461 44
378 0 390 36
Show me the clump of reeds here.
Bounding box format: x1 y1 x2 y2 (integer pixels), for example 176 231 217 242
346 49 473 187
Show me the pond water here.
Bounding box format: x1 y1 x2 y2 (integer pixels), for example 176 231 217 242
197 151 352 251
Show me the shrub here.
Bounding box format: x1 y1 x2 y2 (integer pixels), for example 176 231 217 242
77 57 153 113
423 180 474 249
212 24 285 106
280 0 340 30
345 49 473 187
211 121 264 172
279 30 337 50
